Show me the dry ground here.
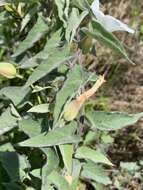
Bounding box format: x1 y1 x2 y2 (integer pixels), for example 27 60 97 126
95 0 143 189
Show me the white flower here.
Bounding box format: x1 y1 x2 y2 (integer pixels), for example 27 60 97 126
91 0 134 33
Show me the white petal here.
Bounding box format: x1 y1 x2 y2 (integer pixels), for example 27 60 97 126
93 10 105 24
90 0 134 34
91 0 100 12
103 15 134 33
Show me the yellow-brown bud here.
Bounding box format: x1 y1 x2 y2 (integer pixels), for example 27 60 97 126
0 62 17 79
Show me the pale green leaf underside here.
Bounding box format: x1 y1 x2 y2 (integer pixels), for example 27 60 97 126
0 86 31 106
81 161 112 185
47 171 69 190
75 146 113 166
28 103 49 113
42 148 59 189
19 118 41 137
0 108 18 135
19 122 80 147
86 111 143 131
59 144 73 174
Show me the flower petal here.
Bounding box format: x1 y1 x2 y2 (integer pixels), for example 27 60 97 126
90 0 134 34
91 0 100 12
103 15 135 33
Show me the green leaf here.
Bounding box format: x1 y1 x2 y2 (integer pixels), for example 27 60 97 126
65 8 88 42
70 159 82 190
20 4 39 32
0 108 18 135
41 148 59 190
54 64 83 123
59 144 73 174
91 182 104 190
55 0 69 27
120 162 140 172
75 146 113 166
47 171 70 190
30 169 41 179
20 30 61 69
13 16 48 57
81 161 112 185
0 152 29 181
82 20 133 64
0 143 14 152
3 183 23 190
0 86 31 106
28 104 49 113
42 185 54 190
35 30 61 58
72 0 90 11
19 122 80 147
86 111 143 131
25 48 71 88
19 118 41 137
84 131 97 145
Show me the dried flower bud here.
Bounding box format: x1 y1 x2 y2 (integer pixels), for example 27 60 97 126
63 75 105 121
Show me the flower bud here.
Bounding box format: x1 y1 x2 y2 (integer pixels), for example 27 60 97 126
63 75 105 121
0 62 17 79
63 99 83 121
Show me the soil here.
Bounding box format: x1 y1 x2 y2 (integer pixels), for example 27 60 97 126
95 0 143 189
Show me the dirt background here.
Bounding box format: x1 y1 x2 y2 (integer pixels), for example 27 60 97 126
95 0 143 189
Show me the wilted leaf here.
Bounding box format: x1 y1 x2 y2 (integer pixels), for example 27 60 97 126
86 111 143 131
75 146 113 166
19 122 80 147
